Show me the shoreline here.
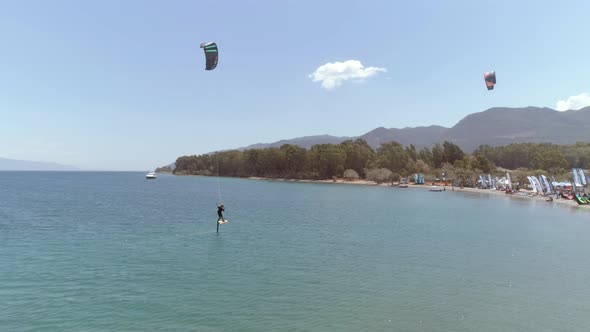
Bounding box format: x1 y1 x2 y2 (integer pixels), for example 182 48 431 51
247 176 386 186
450 186 585 209
246 176 588 210
166 173 587 210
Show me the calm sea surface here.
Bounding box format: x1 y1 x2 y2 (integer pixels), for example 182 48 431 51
1 172 590 331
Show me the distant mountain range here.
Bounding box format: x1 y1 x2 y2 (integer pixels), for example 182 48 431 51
236 106 590 152
0 157 79 171
242 134 353 150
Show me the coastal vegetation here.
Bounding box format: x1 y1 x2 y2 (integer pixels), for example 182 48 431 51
170 140 587 186
155 165 174 173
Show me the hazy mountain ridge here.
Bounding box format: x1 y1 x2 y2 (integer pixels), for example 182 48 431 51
359 125 449 149
241 135 353 150
443 106 590 151
0 157 79 171
237 106 590 153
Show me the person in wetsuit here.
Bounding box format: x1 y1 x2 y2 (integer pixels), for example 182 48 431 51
217 204 225 222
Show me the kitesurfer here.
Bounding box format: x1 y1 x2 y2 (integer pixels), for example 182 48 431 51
217 203 225 222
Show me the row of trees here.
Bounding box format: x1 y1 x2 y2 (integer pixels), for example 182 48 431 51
171 139 492 182
168 140 585 184
474 142 590 171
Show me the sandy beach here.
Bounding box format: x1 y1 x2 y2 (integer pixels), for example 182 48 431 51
450 185 586 209
248 177 386 186
248 176 588 210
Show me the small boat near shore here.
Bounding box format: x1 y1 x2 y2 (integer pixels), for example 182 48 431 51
398 184 408 188
428 186 444 192
146 172 157 179
574 194 588 205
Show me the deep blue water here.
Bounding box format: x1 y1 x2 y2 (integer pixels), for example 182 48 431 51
1 172 590 331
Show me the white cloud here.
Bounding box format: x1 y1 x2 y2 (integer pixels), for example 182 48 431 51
309 60 386 90
555 93 590 111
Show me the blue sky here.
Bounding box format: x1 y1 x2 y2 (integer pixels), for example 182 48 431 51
1 0 590 170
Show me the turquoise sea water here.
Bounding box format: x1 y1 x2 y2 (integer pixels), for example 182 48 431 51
1 172 590 331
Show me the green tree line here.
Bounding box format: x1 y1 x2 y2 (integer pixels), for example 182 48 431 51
473 142 590 171
170 140 584 184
